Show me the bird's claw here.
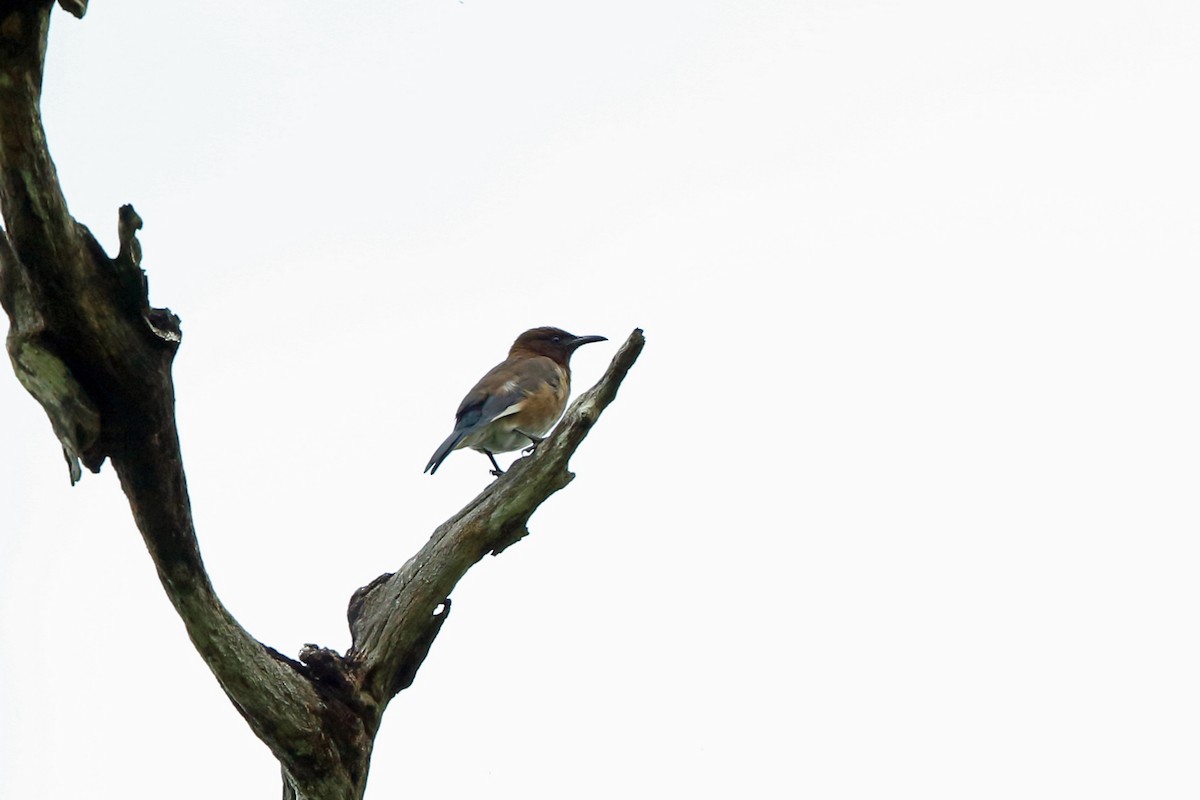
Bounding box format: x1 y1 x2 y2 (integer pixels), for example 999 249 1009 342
517 431 544 456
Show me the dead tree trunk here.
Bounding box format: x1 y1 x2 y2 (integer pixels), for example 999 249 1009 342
0 3 643 798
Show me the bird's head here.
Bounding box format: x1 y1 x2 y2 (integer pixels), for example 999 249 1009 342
510 327 607 365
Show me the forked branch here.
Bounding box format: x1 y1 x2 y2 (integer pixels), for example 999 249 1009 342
0 4 643 798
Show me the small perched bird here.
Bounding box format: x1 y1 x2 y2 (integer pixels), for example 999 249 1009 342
425 326 607 476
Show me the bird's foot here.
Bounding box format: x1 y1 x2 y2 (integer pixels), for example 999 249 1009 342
489 468 505 478
516 430 544 455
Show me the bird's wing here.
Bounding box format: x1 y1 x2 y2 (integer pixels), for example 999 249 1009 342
426 356 563 474
453 356 562 434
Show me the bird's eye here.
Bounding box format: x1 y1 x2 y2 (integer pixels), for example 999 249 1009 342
552 336 562 344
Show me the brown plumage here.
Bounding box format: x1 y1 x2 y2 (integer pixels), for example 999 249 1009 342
425 327 607 476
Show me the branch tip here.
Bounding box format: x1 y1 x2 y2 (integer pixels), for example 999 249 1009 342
57 0 87 19
117 203 143 268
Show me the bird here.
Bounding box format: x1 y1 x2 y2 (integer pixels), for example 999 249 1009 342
425 326 607 476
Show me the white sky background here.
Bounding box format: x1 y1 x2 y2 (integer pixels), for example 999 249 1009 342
1 1 1199 797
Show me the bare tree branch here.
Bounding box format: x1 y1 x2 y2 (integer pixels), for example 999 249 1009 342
346 329 645 707
0 4 643 798
0 4 362 797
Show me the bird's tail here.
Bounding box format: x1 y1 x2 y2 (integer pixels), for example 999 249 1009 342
425 430 466 474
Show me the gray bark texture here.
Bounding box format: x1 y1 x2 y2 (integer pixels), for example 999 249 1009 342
0 3 644 798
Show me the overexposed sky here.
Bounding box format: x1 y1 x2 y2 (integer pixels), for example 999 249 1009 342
2 1 1199 797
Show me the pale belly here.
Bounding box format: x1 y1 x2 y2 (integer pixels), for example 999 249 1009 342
461 416 555 455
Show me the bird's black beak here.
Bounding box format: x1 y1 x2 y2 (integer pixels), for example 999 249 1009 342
567 334 607 350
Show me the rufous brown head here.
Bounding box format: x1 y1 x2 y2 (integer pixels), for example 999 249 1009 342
509 327 607 365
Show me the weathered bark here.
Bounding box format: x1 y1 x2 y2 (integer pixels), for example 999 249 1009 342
0 3 643 799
